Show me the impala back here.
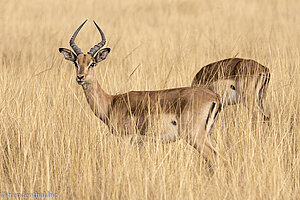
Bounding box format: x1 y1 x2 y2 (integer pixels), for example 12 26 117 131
191 58 270 106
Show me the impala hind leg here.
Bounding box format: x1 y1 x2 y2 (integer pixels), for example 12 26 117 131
253 73 271 123
183 101 221 170
259 73 271 122
243 73 270 124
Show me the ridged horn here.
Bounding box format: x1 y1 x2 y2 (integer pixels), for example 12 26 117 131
69 19 87 55
88 21 106 56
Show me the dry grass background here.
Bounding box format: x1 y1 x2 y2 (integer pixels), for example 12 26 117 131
0 0 299 199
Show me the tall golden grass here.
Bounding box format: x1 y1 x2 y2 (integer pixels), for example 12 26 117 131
0 0 299 199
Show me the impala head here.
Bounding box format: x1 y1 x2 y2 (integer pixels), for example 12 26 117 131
59 20 110 85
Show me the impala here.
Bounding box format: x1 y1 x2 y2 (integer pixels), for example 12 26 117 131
191 58 270 121
59 20 222 164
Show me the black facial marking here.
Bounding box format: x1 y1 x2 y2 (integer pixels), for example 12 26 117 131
230 85 236 90
171 120 177 126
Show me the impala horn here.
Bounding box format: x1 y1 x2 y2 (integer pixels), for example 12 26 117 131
69 19 87 55
87 21 106 56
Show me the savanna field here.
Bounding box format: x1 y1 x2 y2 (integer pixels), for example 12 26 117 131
0 0 299 199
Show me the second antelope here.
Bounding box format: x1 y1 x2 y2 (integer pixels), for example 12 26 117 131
191 58 271 121
59 20 222 164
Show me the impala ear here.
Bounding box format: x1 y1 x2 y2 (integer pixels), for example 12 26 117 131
94 48 110 64
59 48 77 62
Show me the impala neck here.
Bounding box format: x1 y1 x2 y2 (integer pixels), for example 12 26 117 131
81 79 112 123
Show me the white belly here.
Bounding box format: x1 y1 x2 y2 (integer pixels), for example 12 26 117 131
150 114 179 142
209 79 239 106
224 85 239 105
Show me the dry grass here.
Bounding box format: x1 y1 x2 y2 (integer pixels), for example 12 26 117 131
0 0 299 199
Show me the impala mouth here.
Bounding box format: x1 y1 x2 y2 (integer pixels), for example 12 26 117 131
76 79 85 85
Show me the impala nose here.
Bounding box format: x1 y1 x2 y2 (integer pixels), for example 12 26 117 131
77 75 84 80
76 75 85 83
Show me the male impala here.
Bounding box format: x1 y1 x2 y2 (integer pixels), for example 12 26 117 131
191 58 270 121
59 20 221 164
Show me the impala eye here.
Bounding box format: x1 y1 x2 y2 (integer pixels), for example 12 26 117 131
89 63 95 68
74 62 78 68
